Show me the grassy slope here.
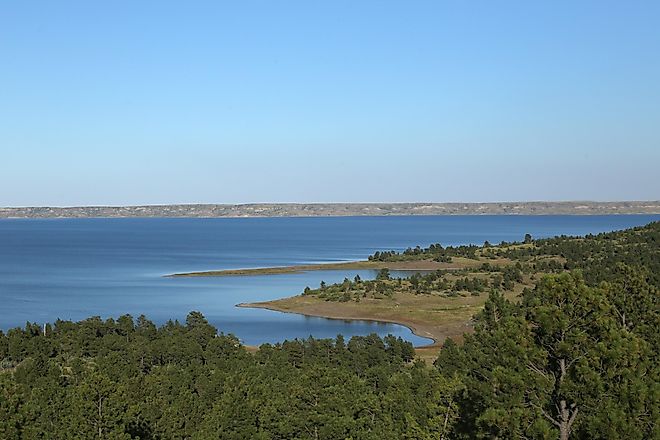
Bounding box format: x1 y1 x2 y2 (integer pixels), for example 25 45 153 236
240 273 532 350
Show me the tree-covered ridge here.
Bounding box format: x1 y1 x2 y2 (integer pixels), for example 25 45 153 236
349 222 659 297
1 222 658 439
368 222 659 273
499 221 660 285
433 222 660 439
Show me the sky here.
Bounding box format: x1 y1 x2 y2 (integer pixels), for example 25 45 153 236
1 1 659 206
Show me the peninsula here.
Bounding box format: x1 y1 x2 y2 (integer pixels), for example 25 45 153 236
188 222 659 359
2 200 659 218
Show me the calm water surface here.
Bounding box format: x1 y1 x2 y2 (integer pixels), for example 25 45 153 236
0 215 657 346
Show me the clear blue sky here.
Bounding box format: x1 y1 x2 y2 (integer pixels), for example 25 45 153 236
1 1 659 206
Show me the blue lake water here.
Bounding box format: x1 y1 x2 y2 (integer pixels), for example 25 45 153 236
0 215 657 346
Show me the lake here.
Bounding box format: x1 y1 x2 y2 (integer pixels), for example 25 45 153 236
0 215 657 346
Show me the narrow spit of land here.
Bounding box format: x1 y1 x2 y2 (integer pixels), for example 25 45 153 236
167 257 488 277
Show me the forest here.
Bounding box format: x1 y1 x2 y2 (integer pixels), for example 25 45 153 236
1 222 658 439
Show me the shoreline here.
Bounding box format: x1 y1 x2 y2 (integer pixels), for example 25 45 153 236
236 301 441 348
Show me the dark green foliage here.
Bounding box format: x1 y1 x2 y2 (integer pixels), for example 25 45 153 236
434 222 660 439
367 242 480 262
305 268 499 300
502 221 660 286
0 312 459 439
453 277 487 294
376 268 390 280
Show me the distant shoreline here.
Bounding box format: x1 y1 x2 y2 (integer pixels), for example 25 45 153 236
1 201 659 218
